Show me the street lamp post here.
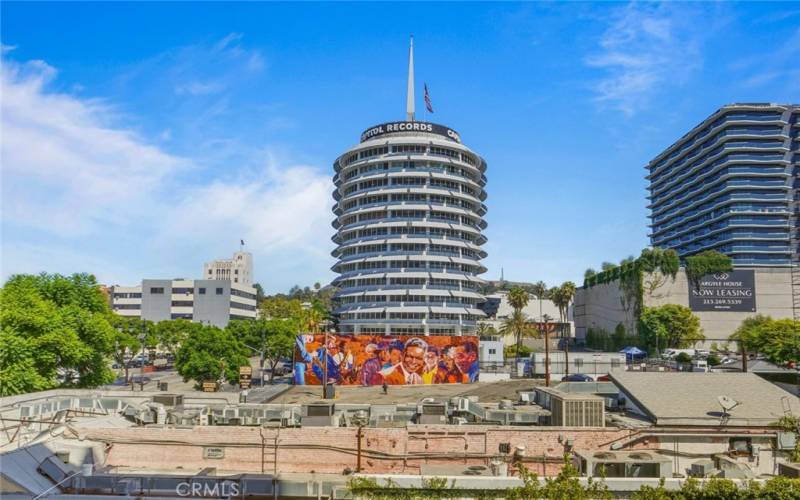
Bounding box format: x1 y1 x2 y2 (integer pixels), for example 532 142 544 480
138 321 147 392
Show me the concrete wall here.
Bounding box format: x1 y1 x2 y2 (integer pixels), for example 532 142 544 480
141 279 173 323
574 267 795 346
479 340 504 363
193 279 232 328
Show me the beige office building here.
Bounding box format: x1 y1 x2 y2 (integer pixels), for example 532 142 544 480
203 251 254 287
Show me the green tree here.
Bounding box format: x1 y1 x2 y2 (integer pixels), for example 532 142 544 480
253 282 265 304
601 262 617 272
731 314 772 372
228 318 298 383
684 250 733 289
584 268 597 280
550 282 576 375
260 296 306 320
639 304 704 353
175 325 249 388
154 318 198 357
507 286 530 311
109 316 146 384
0 273 116 396
754 319 800 367
476 322 498 337
506 286 531 358
500 310 535 360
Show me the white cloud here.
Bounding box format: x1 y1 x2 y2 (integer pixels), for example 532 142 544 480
585 3 706 115
161 157 333 256
1 54 334 291
174 80 225 96
1 58 185 236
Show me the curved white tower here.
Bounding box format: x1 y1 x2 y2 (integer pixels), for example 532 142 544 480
331 38 488 336
331 121 488 335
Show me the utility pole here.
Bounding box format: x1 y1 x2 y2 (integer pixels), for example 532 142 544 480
322 330 329 398
138 321 147 392
543 314 552 387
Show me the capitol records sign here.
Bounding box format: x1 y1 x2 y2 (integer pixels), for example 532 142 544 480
688 270 756 312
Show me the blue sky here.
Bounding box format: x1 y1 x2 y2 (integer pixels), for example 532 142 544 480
2 2 799 293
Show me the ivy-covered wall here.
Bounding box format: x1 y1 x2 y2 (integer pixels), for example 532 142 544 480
575 267 795 346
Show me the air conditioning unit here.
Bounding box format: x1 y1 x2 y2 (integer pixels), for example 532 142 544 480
690 460 716 477
152 394 183 407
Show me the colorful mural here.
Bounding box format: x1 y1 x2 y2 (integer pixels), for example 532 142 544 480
293 334 479 385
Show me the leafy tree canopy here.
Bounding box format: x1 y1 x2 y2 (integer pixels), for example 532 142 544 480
174 325 249 388
0 273 116 396
639 304 704 351
227 319 297 382
507 286 530 311
733 315 800 366
153 318 199 356
684 250 733 289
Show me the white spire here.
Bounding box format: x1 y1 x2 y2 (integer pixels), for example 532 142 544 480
406 35 415 122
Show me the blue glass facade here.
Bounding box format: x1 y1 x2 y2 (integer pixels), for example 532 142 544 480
647 104 799 267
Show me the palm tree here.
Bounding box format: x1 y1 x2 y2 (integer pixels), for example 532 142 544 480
506 286 530 358
500 309 534 361
477 322 497 338
529 281 548 323
550 282 576 376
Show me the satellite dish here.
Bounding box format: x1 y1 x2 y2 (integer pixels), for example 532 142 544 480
717 395 740 415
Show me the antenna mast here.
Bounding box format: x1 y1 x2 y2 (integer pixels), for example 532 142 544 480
406 36 415 122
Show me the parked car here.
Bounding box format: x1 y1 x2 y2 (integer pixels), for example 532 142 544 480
596 374 611 382
562 373 594 382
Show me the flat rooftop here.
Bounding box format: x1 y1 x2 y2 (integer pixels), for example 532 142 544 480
610 371 800 426
268 379 540 405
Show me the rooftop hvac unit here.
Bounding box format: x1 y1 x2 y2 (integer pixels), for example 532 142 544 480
152 394 183 407
305 404 335 417
548 392 605 427
690 460 716 478
778 462 800 478
419 403 448 425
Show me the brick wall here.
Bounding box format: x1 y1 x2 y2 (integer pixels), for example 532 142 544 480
81 425 632 475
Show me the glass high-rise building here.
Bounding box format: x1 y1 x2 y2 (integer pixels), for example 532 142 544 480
647 103 799 267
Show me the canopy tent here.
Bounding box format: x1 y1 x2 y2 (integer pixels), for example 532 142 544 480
620 346 647 360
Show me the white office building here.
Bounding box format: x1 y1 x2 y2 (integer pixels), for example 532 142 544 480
109 279 257 328
203 251 254 287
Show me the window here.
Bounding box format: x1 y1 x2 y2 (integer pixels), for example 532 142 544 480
199 288 206 295
216 288 224 295
234 270 238 275
489 349 496 355
150 287 164 294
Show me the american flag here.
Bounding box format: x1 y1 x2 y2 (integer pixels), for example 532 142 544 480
424 83 433 113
